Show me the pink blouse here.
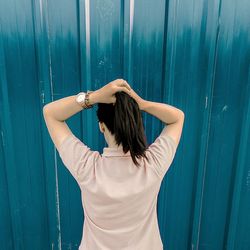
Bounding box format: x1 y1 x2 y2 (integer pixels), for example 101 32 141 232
58 126 177 250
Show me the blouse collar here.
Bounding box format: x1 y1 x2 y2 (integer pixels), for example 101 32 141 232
102 147 131 157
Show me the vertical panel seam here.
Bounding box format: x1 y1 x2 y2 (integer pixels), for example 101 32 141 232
44 0 62 248
195 0 223 249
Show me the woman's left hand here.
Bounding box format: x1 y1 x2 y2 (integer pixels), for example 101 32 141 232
90 79 132 105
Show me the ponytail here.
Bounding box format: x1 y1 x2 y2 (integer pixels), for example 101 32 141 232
96 91 148 167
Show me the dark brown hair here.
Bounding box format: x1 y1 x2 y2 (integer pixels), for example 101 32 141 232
96 91 148 167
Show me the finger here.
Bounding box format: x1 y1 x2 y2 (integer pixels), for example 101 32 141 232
123 80 131 89
116 86 131 95
118 79 128 86
115 79 124 86
121 80 131 91
117 79 125 86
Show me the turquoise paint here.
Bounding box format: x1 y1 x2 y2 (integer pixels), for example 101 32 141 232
0 0 249 249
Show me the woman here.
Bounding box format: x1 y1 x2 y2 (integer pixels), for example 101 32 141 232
43 78 185 250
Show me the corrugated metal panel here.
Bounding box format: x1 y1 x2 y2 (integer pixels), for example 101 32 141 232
0 0 249 249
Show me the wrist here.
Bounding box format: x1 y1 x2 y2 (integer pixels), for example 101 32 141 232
88 90 99 105
138 99 147 111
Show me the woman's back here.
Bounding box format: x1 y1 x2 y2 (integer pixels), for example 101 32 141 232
58 126 177 250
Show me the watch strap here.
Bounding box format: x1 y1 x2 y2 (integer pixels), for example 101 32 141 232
84 90 94 109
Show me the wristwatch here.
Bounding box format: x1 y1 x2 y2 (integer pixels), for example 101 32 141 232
76 91 94 109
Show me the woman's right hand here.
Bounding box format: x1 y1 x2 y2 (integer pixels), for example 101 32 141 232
123 81 146 111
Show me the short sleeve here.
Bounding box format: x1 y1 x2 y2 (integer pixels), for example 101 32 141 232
147 128 177 179
57 134 100 186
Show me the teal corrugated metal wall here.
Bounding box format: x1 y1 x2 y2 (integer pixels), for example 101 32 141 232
0 0 250 249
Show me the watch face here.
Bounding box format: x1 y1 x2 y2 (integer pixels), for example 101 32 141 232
77 93 86 102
